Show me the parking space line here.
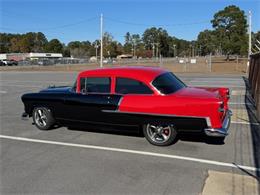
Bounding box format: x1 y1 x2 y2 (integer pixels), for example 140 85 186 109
1 84 43 88
0 134 259 172
231 121 259 126
229 102 253 105
189 85 245 88
0 90 7 93
0 80 70 84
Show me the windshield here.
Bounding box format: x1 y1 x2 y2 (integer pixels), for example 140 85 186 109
152 72 186 94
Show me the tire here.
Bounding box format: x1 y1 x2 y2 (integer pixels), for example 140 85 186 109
143 124 177 146
32 107 55 130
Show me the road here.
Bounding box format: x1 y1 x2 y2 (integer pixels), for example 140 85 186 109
0 71 259 194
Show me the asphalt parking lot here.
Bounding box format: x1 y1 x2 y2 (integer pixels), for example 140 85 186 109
0 71 259 194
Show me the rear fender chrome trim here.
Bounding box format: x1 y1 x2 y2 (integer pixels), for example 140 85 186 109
102 109 208 120
204 110 232 137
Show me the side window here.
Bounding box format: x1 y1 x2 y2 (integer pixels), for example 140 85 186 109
116 78 153 94
80 77 111 93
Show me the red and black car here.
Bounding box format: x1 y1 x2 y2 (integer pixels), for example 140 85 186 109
21 66 232 146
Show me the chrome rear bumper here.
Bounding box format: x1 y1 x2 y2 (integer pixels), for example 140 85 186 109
204 110 232 137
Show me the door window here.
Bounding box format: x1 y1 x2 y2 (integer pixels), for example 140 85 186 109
80 77 111 93
115 78 153 94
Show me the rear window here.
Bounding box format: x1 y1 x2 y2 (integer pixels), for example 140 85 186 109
80 77 111 93
152 72 186 94
116 78 153 94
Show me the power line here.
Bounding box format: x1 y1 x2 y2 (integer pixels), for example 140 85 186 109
40 17 98 31
105 16 209 27
0 16 98 32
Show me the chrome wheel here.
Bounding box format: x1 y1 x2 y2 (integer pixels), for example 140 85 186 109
34 108 48 127
146 124 172 144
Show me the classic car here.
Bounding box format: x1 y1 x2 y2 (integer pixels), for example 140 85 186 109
21 66 232 146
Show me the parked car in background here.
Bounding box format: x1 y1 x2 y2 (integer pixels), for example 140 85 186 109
21 66 232 146
0 60 5 66
1 59 18 66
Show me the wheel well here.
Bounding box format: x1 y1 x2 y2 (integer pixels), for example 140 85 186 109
30 104 53 117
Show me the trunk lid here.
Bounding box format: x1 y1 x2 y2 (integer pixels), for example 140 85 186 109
174 87 220 99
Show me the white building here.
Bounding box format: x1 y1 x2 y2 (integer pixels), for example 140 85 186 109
28 53 63 59
0 53 63 61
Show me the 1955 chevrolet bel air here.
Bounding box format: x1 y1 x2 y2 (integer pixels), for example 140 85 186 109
21 66 232 146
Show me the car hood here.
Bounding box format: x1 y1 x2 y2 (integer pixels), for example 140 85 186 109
174 87 219 99
40 86 72 93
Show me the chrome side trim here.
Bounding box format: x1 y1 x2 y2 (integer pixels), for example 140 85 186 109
205 117 212 127
102 109 209 120
117 96 124 108
204 110 232 137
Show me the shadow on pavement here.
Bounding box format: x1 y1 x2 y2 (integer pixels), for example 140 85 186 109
66 124 225 145
243 77 260 183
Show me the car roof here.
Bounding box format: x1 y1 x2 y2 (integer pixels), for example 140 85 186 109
78 66 168 83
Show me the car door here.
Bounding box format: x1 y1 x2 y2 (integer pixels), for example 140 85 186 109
60 77 121 124
103 77 155 126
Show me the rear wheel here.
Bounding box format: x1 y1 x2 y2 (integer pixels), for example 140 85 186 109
32 107 55 130
143 124 177 146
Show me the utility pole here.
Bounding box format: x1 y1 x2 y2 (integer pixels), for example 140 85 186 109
248 11 252 59
100 13 103 68
173 44 176 57
152 43 155 58
156 43 159 59
95 42 99 63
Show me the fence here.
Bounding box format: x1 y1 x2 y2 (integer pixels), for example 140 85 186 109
1 56 248 74
248 53 260 121
14 56 247 73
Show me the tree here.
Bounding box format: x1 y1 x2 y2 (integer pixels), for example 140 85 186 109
142 27 171 57
211 5 248 58
197 30 218 55
44 39 63 53
32 32 48 52
252 31 260 53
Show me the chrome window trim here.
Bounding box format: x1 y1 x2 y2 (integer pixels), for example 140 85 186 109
115 77 154 95
80 76 112 94
150 72 186 96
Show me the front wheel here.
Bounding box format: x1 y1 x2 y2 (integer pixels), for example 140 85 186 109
32 107 55 130
143 124 177 146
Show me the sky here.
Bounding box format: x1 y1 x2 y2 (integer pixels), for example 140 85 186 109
0 0 260 44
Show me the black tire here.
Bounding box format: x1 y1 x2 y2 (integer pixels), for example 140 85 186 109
143 124 177 146
32 107 55 130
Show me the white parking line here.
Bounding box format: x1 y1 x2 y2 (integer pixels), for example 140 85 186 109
231 121 259 126
1 84 43 88
0 80 70 84
189 85 245 88
190 80 244 83
228 102 253 105
0 90 7 93
0 134 259 172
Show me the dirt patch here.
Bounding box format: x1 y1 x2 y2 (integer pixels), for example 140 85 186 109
0 61 247 75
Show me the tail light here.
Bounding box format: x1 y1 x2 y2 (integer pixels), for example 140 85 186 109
226 89 231 99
